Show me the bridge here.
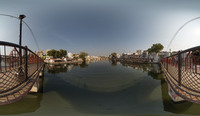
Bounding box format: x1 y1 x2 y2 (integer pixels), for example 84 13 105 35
0 41 44 105
161 46 200 104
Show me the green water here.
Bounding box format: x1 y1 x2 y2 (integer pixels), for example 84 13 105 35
0 61 200 116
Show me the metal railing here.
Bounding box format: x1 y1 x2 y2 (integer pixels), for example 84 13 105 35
161 46 200 103
0 41 43 105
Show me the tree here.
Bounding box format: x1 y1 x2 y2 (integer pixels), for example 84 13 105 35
79 52 88 61
60 49 67 58
147 43 164 53
110 52 117 60
47 49 67 58
79 52 88 60
47 49 57 58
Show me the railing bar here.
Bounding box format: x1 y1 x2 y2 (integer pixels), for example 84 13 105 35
0 47 2 72
4 46 6 71
163 64 200 97
12 51 13 69
178 52 182 86
25 46 28 80
15 51 16 68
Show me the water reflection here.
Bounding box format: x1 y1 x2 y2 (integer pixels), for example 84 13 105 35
46 64 68 73
2 61 200 115
44 61 200 115
119 62 162 80
43 62 164 114
45 62 89 74
118 61 200 115
109 60 117 66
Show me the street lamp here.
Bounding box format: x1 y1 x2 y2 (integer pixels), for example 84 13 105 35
18 14 26 46
18 14 26 65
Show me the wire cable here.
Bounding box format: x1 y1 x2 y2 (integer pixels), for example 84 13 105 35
0 14 40 50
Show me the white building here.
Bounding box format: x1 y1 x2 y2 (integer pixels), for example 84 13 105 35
149 53 159 63
67 52 73 58
116 54 121 58
159 51 171 58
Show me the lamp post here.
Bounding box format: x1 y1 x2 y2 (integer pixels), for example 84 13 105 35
18 14 26 65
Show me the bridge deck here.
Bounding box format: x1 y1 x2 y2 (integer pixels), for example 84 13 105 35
0 65 43 105
162 64 200 103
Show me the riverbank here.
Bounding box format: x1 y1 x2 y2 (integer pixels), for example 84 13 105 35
45 60 82 65
116 58 160 64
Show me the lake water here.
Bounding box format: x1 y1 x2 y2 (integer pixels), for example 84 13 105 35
0 60 200 116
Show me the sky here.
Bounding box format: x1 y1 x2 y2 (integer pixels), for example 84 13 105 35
1 0 200 56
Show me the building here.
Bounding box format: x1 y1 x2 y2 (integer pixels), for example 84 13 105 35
36 50 44 57
142 50 148 58
49 58 63 63
159 51 171 59
116 54 121 58
73 54 79 58
121 53 128 59
67 52 73 58
136 50 143 56
133 53 139 58
149 53 159 63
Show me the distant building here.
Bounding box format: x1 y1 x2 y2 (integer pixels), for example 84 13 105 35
46 56 53 60
116 54 121 58
49 58 63 63
121 53 129 59
142 50 148 58
73 54 79 58
159 51 171 59
133 53 139 58
149 53 159 63
136 50 143 56
36 50 44 57
172 51 178 55
67 52 73 58
128 54 134 59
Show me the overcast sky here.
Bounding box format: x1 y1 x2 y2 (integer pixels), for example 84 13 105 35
1 0 200 56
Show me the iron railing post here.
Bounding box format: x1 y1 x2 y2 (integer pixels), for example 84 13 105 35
37 57 39 69
166 57 168 71
25 46 28 80
0 49 1 72
178 51 182 86
4 45 6 71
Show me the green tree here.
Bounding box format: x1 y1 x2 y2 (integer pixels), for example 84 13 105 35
55 51 61 58
79 52 88 61
110 52 117 59
47 49 67 58
60 49 67 58
47 49 56 58
147 43 164 53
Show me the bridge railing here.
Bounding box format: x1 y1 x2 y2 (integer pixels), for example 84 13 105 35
0 41 43 94
161 46 200 102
